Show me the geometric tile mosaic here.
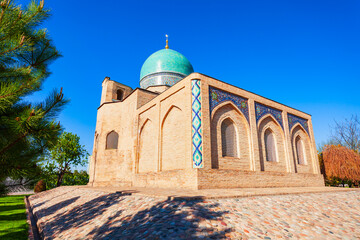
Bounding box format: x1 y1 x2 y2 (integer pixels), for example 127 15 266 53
288 113 309 135
192 79 203 168
255 102 284 129
209 86 249 123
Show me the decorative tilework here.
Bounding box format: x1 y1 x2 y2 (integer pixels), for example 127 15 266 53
288 114 309 135
140 72 186 89
209 86 249 123
192 80 203 168
255 102 283 129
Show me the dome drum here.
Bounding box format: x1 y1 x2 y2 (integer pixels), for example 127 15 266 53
140 71 186 89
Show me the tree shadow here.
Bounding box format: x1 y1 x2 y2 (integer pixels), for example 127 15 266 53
0 227 28 240
39 192 125 237
0 212 26 221
35 196 80 220
0 204 25 212
89 197 232 239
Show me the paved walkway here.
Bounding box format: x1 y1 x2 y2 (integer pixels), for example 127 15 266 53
29 186 360 239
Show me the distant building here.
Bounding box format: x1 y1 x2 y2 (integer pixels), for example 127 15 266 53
88 40 324 189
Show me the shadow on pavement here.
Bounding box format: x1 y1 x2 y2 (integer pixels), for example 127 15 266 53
42 192 124 237
89 198 232 239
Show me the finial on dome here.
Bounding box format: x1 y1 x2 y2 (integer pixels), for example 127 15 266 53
165 34 169 49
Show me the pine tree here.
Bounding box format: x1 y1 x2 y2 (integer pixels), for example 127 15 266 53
0 0 68 181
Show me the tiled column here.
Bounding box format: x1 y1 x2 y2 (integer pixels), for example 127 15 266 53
191 79 203 168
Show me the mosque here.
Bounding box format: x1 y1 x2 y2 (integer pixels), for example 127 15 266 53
88 38 324 189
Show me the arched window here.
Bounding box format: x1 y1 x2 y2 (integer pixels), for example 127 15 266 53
106 131 118 149
116 89 124 101
221 118 238 157
295 136 306 165
265 129 277 162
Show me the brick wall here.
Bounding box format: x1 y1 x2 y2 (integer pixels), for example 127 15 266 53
198 169 324 189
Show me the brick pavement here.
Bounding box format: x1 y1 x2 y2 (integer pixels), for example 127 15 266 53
28 186 360 239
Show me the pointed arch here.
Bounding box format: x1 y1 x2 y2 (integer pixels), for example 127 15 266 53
257 113 285 136
258 115 286 172
295 136 306 165
221 118 239 157
211 101 250 125
264 128 277 162
106 131 118 149
290 123 313 173
211 102 251 170
138 119 156 173
160 105 186 171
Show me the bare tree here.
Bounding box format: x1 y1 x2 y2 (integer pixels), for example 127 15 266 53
330 115 360 152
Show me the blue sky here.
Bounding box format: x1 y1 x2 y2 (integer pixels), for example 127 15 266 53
22 0 360 168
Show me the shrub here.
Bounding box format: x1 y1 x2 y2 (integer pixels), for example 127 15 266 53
34 180 46 193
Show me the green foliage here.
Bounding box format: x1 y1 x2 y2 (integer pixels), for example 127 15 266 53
0 0 68 182
62 170 89 186
33 179 46 192
41 131 89 187
0 195 29 240
0 183 9 197
42 170 89 189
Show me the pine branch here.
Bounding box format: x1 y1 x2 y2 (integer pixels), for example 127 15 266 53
0 132 28 156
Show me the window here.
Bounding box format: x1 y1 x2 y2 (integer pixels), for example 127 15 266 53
106 131 118 149
221 118 238 157
116 89 124 101
296 136 306 165
265 129 277 162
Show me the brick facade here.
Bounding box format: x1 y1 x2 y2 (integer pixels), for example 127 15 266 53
88 73 324 189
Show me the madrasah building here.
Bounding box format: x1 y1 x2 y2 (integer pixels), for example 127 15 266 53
88 37 324 189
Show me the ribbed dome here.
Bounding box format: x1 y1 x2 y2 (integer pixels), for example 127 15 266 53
140 49 194 89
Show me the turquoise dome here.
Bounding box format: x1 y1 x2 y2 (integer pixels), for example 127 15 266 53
140 49 194 89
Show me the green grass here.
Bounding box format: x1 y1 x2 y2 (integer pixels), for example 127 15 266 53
0 195 30 240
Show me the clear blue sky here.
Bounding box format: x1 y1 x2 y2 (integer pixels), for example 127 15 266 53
23 0 360 168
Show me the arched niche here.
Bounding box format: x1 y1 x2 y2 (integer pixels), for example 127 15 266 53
290 124 313 174
258 114 286 172
138 119 156 173
116 89 124 101
106 131 118 149
211 102 251 170
264 128 277 162
160 105 186 171
221 118 239 158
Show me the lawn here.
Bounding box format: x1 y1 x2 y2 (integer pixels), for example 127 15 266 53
0 195 30 240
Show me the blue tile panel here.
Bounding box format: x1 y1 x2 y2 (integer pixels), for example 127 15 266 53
255 102 283 129
288 113 310 135
192 80 203 168
140 72 186 89
209 86 249 123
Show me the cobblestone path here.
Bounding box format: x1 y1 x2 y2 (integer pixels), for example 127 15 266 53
29 187 360 239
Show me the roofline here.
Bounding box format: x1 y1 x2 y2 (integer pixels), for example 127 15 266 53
193 72 312 117
97 88 158 110
98 72 311 117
